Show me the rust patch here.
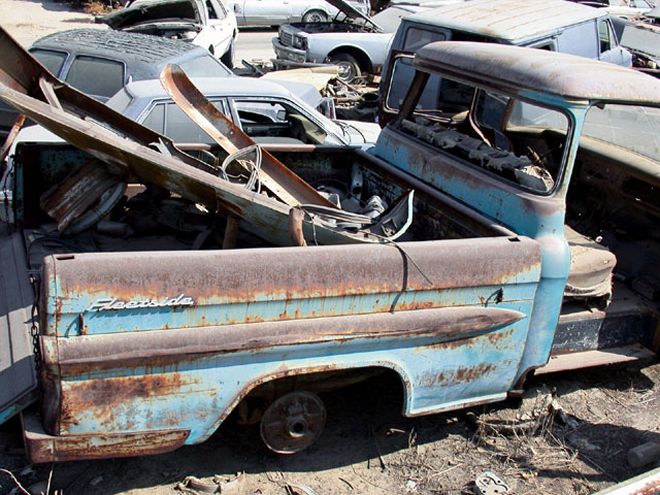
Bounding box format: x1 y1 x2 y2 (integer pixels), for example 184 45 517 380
419 363 496 387
24 412 189 464
454 363 496 383
58 372 198 431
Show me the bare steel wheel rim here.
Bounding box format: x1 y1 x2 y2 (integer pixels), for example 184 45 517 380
260 391 326 454
303 10 327 22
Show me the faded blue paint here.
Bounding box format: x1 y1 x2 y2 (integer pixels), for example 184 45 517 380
46 282 539 336
59 308 532 442
371 96 592 380
24 44 644 462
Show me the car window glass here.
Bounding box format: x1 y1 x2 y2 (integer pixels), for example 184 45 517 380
30 49 67 77
234 99 331 144
386 29 447 111
179 55 232 76
584 104 660 162
206 0 218 18
65 56 125 98
160 100 227 143
142 103 166 134
208 0 228 20
556 22 599 59
403 28 446 52
598 19 614 53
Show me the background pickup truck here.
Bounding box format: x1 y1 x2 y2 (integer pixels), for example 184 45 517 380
0 25 658 462
381 0 633 113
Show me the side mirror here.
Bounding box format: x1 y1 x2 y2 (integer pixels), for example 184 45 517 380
233 3 239 13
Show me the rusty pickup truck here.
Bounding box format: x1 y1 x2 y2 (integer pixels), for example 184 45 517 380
0 25 658 463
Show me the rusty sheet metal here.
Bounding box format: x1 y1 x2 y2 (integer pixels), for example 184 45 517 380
40 160 126 233
414 42 660 104
40 236 541 336
160 64 335 208
47 305 526 374
22 411 189 463
0 114 25 165
0 27 206 171
0 26 384 247
47 317 531 441
0 76 376 247
36 235 541 446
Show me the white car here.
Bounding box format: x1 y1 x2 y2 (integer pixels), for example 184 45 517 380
230 0 370 26
100 0 238 67
273 0 428 81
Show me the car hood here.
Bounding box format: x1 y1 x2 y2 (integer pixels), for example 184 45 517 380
323 0 383 31
100 0 205 30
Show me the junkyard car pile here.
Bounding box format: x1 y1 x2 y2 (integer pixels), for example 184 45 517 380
272 0 634 82
0 28 233 142
0 0 659 474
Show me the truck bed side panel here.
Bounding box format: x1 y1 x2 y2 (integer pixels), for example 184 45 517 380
40 237 542 442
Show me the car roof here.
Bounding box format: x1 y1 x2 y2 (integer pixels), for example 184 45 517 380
121 76 302 101
404 0 606 43
414 42 660 104
31 28 201 64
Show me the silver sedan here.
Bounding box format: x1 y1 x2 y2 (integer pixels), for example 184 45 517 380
230 0 370 26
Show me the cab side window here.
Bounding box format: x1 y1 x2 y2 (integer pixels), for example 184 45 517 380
598 19 614 54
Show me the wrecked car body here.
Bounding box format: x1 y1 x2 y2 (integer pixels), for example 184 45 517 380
99 0 238 66
273 0 425 81
1 23 659 463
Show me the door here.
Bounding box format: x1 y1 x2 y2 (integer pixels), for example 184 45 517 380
0 231 38 425
598 18 631 66
204 0 234 56
242 0 293 25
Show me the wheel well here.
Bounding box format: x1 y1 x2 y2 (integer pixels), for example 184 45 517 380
223 366 407 426
327 47 373 73
303 7 329 17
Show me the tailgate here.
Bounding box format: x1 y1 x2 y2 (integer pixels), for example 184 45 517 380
0 231 37 425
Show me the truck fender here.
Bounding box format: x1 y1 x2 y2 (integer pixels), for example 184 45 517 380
197 362 412 443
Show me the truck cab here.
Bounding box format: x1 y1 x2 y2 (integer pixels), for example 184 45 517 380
382 0 632 121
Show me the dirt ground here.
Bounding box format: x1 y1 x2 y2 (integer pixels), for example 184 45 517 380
0 363 659 495
0 2 659 494
0 0 99 46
